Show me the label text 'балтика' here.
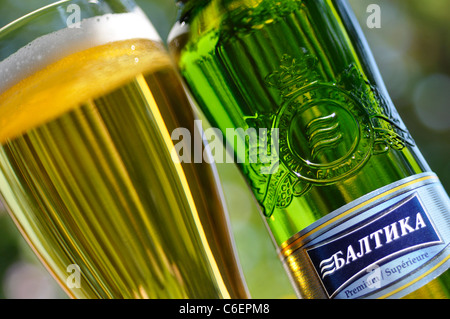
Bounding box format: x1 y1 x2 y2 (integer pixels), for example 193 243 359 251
320 212 427 278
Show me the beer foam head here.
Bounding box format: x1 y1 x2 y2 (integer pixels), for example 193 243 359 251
0 7 161 92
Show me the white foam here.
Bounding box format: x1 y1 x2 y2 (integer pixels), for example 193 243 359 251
0 7 161 92
167 21 189 44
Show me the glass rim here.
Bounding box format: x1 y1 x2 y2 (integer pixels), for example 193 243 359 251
0 0 71 35
0 0 139 39
0 0 144 61
0 0 158 92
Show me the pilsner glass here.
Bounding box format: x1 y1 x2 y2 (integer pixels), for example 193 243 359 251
0 0 249 299
169 0 450 298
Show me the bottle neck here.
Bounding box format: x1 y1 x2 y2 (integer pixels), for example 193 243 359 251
176 0 211 22
177 0 267 22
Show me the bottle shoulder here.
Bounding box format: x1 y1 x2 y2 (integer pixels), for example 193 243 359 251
175 0 304 42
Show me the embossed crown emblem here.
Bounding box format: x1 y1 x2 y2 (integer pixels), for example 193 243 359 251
265 53 321 98
246 51 416 218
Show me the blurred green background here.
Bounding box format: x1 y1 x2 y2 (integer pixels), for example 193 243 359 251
0 0 448 298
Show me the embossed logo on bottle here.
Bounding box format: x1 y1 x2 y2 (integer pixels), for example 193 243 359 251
263 53 376 186
274 82 373 184
246 52 414 217
306 113 342 160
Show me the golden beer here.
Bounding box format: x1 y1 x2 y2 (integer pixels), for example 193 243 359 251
0 5 248 299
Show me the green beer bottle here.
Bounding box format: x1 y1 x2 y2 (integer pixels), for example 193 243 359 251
169 0 450 299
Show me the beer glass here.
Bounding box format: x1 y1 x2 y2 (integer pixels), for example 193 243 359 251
0 0 248 299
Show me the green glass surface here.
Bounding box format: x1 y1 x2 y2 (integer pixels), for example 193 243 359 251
170 0 449 298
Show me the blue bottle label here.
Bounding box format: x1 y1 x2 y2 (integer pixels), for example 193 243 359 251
280 173 450 299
